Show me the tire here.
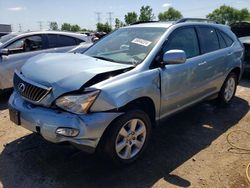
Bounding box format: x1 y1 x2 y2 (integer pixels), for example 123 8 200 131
217 72 237 104
101 109 152 165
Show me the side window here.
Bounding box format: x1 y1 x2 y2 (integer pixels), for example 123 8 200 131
197 27 220 54
164 27 199 59
219 31 234 47
217 31 227 49
47 34 60 48
58 35 77 47
7 35 43 54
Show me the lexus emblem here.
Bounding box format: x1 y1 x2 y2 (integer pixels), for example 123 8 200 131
18 83 25 93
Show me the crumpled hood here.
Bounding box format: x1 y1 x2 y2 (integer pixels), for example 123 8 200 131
21 53 133 96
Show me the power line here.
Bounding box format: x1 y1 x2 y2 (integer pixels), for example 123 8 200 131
95 12 102 23
107 12 114 27
37 21 43 30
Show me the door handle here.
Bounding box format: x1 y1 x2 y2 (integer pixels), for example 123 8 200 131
198 61 207 66
228 52 233 56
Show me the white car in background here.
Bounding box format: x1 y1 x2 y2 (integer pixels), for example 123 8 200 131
0 31 91 92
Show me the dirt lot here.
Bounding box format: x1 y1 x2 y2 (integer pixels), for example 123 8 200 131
0 79 250 188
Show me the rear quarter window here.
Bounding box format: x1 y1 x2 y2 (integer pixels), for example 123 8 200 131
219 31 234 47
58 35 77 47
216 30 227 49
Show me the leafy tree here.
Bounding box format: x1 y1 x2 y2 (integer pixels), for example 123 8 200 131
139 5 154 21
158 7 183 21
49 22 58 30
81 28 88 32
124 12 138 25
206 5 250 24
115 18 125 29
71 24 81 32
61 23 71 31
96 22 112 33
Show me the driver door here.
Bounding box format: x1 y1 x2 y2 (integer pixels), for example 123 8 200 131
160 27 201 118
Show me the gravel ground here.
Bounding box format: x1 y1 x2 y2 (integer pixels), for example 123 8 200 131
0 78 250 188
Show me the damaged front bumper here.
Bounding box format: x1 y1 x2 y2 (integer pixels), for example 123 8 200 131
8 92 123 153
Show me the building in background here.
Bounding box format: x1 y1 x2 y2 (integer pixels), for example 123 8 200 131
0 24 12 37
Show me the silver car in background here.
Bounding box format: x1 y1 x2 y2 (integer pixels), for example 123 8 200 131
0 31 91 91
9 19 244 165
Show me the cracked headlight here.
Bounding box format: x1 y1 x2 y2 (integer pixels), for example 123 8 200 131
56 90 100 114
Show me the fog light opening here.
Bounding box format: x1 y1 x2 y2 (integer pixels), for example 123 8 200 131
56 127 79 137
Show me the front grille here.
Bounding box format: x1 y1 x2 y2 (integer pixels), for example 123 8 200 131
14 72 51 102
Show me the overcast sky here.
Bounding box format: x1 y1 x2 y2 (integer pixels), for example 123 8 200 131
0 0 250 31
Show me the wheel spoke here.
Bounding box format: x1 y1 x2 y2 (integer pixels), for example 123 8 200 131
130 119 138 132
134 140 143 149
224 92 229 100
119 127 129 137
116 140 127 152
136 126 146 136
124 145 132 159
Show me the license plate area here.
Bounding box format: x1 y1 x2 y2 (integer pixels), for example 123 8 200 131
9 107 21 125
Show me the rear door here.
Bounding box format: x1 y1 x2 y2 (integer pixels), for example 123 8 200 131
192 26 225 96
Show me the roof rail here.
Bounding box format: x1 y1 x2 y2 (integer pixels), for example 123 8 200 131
130 21 159 25
175 18 219 24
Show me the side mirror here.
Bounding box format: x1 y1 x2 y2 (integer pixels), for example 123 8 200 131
162 50 186 66
0 48 9 56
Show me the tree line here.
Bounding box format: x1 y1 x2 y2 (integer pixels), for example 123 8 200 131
49 5 250 33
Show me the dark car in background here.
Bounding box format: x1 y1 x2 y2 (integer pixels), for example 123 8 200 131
0 31 91 91
231 22 250 72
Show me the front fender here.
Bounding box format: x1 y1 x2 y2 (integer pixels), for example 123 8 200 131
90 69 161 119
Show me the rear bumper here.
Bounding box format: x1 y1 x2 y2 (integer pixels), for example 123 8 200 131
8 92 123 153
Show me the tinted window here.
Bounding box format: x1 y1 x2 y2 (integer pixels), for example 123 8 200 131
217 31 227 49
47 34 59 48
197 27 220 54
58 35 77 47
220 31 234 46
164 27 199 58
7 35 43 54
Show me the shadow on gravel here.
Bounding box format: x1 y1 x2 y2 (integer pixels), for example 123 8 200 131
0 97 249 187
240 78 250 88
0 90 12 111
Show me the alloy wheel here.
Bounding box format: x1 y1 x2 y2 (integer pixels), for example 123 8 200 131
115 118 147 160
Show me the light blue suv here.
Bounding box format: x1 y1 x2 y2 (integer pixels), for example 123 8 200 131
8 19 244 164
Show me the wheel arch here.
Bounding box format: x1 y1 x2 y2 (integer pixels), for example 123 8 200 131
118 97 156 126
228 67 242 83
96 96 156 153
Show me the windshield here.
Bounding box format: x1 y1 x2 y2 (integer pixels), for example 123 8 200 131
84 27 166 65
239 36 250 44
0 33 17 44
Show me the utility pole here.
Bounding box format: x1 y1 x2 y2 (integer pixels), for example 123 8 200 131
18 24 22 32
95 12 101 23
47 21 51 30
107 12 113 28
37 21 43 30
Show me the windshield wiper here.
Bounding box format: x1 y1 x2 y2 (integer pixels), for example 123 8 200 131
92 55 137 66
92 55 116 63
